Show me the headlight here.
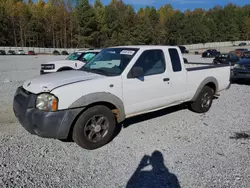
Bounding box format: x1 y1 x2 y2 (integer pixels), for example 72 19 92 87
36 93 58 111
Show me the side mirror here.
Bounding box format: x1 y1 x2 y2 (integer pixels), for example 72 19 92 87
131 66 144 78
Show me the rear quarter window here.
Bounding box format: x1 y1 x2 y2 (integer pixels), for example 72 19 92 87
169 48 182 72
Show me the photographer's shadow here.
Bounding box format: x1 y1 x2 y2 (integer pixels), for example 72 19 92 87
126 150 181 188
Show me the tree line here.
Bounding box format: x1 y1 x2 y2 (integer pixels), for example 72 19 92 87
0 0 250 48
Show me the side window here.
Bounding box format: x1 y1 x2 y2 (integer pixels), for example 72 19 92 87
169 48 182 72
131 49 166 76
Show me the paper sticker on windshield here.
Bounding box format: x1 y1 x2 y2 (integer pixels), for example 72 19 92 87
120 50 135 55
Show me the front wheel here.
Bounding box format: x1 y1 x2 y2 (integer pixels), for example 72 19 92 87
190 86 214 113
72 105 116 150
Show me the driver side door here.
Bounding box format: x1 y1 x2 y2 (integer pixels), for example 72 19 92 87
122 49 171 116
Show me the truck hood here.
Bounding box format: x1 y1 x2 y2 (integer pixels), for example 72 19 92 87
44 60 80 64
22 70 105 94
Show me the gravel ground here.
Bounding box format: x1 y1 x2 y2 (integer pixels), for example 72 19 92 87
0 55 250 188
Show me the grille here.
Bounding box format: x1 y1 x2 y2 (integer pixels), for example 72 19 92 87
244 64 250 70
41 64 55 70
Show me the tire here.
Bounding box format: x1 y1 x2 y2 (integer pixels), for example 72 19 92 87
72 105 116 150
190 86 214 113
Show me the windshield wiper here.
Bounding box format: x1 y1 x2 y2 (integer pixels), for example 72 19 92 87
80 67 105 75
90 69 111 76
81 67 117 76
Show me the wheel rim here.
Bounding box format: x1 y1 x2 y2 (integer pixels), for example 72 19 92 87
84 115 109 143
201 93 212 109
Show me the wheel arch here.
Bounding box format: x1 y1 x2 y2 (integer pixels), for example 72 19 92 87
69 92 126 123
57 66 74 72
66 92 125 141
191 77 218 101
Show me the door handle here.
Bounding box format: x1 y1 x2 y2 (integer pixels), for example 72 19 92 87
163 78 170 82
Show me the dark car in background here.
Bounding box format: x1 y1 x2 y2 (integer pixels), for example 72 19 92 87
52 50 60 55
213 52 240 66
231 58 250 82
238 42 247 46
178 46 189 53
8 50 15 55
235 48 249 57
183 58 188 63
0 50 6 55
61 50 69 55
213 53 228 64
243 51 250 58
202 49 220 58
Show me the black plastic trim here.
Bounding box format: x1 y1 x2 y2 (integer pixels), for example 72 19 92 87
13 87 84 139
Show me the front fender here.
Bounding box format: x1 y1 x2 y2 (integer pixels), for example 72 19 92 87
69 92 125 123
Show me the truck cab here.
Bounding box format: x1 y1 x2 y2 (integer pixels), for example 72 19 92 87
13 45 231 150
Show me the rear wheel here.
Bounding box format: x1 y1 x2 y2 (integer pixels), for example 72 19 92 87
190 86 214 113
72 105 116 150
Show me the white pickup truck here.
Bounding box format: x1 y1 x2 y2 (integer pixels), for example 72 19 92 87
13 45 231 150
40 49 101 75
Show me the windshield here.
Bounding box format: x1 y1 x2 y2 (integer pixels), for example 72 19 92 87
80 48 139 76
66 52 83 60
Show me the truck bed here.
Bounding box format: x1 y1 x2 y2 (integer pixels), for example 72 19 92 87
184 62 231 95
184 62 230 70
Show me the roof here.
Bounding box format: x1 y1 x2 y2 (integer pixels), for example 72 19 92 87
108 45 179 49
75 49 102 53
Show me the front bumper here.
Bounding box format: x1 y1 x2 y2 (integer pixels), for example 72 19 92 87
13 86 83 139
231 68 250 79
